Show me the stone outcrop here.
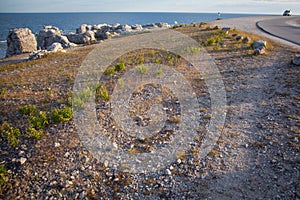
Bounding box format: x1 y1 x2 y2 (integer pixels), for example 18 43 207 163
5 21 172 59
37 26 75 50
66 34 84 44
131 24 143 31
76 24 93 34
47 42 63 52
6 28 37 57
142 23 158 29
66 31 96 44
29 50 48 60
252 40 267 55
83 31 96 44
252 40 267 49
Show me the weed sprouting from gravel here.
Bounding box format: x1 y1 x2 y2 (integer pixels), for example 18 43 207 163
0 122 21 148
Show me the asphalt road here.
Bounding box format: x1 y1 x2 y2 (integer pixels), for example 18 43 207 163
257 16 300 46
210 16 300 49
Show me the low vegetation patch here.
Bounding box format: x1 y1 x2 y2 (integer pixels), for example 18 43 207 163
96 84 110 101
27 127 44 140
0 164 7 188
115 59 126 71
51 107 73 123
0 121 21 148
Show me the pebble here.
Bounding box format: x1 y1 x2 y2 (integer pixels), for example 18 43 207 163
18 151 25 156
165 169 172 175
20 157 27 165
64 152 70 157
54 142 61 147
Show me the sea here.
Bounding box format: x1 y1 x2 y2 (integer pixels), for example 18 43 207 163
0 12 264 59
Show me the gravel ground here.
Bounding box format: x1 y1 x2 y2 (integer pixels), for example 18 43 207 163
0 23 299 199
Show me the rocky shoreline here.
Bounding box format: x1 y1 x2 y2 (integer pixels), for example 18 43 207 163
0 22 299 199
5 22 171 59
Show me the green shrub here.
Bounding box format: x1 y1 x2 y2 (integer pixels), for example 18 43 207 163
0 121 21 148
104 67 115 76
0 88 8 98
27 127 44 140
0 164 7 188
19 104 38 115
96 85 110 101
115 60 126 71
51 106 73 123
29 111 49 129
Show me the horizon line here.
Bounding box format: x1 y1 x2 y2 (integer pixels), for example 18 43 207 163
0 11 282 15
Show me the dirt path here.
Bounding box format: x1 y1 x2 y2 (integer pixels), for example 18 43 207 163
201 48 300 199
210 16 300 50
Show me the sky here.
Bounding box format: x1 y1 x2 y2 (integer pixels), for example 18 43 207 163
0 0 299 14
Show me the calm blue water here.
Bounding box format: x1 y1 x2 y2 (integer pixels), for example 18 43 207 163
0 12 263 59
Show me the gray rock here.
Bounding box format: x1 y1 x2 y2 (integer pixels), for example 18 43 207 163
121 24 132 31
76 24 88 34
252 40 267 49
131 24 143 31
155 22 171 28
83 31 96 44
222 27 231 32
86 25 93 31
93 23 108 30
236 35 243 41
29 50 48 60
66 33 84 44
37 26 73 49
111 23 121 31
95 31 112 40
6 28 37 57
47 42 63 52
115 24 132 34
142 23 158 29
19 157 27 165
292 55 300 65
253 47 266 55
242 36 251 43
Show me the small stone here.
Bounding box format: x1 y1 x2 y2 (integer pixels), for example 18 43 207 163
222 27 231 32
177 159 182 164
165 169 172 175
242 36 251 43
236 35 243 41
134 115 143 122
104 160 109 167
79 191 86 199
54 142 61 147
64 152 70 157
19 157 27 165
65 180 73 188
18 151 25 156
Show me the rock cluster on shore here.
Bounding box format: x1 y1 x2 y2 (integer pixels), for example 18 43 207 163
6 28 37 57
6 22 171 58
